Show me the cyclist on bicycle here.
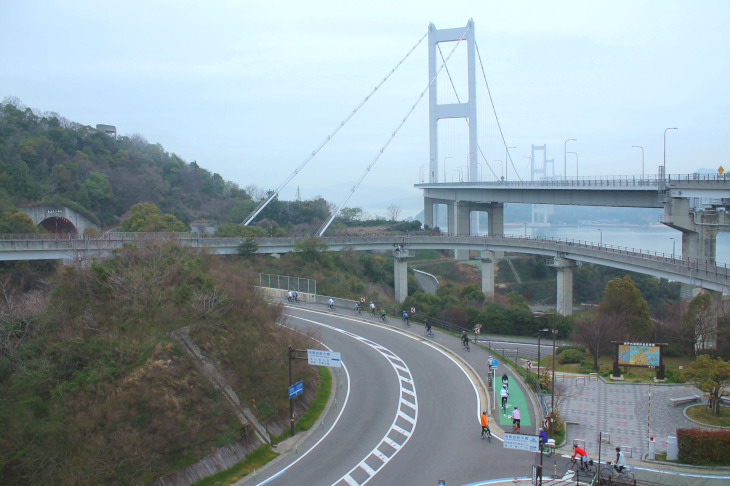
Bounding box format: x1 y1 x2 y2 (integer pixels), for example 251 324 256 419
370 301 376 315
354 302 361 313
572 444 588 471
539 427 548 447
480 409 490 439
328 298 334 310
425 319 432 336
461 331 469 347
380 307 387 320
502 373 509 389
401 310 409 323
500 385 509 410
610 447 626 473
511 406 521 432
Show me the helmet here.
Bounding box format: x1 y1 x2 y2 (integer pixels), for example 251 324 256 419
514 406 518 409
539 427 543 431
483 409 487 414
616 447 621 452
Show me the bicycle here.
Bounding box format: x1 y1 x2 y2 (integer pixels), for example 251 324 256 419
540 439 555 457
461 340 470 352
402 315 410 327
481 425 492 442
512 420 520 434
380 313 387 323
564 457 596 478
354 304 361 315
425 327 434 338
600 464 633 482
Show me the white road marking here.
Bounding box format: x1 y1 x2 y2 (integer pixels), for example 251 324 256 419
288 313 418 486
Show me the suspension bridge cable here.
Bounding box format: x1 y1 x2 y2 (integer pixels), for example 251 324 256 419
317 26 472 236
241 32 428 226
437 45 499 180
475 41 523 182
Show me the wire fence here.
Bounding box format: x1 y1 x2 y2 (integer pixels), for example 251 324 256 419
258 274 316 295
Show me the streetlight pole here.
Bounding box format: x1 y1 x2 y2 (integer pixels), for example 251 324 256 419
597 228 602 246
505 146 516 180
564 139 576 180
663 128 678 179
568 151 578 178
632 145 644 179
443 156 453 182
537 328 549 383
670 237 675 258
523 222 527 237
550 326 558 434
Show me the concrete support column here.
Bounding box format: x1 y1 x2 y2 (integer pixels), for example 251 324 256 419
554 257 577 316
455 202 471 260
424 197 435 229
456 201 471 236
393 249 413 304
447 202 456 236
481 250 495 300
487 203 504 237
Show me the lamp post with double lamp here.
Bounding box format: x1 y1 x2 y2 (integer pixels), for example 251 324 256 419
632 145 644 179
663 128 678 179
564 139 576 180
505 146 516 180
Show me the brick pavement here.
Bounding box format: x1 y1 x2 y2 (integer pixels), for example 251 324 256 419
557 373 701 460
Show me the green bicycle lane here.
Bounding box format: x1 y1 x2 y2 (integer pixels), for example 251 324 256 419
497 382 532 428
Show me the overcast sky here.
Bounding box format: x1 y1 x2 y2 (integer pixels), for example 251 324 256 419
2 1 728 217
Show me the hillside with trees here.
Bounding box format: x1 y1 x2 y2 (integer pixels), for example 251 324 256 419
0 241 321 485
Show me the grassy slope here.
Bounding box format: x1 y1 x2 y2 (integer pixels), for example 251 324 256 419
0 242 319 485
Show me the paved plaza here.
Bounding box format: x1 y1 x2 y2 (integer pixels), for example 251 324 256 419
557 373 705 459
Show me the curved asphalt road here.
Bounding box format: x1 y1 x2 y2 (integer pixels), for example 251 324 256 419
239 307 569 485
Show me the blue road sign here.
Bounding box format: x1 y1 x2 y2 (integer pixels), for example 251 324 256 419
307 349 342 368
288 380 303 399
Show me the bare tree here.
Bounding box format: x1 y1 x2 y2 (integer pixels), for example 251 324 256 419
386 204 401 221
571 313 622 370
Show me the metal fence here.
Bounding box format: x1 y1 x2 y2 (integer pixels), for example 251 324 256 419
258 273 316 295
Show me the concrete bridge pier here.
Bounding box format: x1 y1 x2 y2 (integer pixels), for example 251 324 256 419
480 250 495 300
393 248 414 304
664 198 728 302
553 256 577 316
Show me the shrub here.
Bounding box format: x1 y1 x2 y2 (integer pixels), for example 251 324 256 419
677 428 730 465
558 348 586 364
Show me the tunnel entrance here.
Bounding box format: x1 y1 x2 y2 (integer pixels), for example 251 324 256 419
39 216 77 235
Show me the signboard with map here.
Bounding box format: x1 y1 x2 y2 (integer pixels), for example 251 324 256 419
617 344 661 368
612 341 667 380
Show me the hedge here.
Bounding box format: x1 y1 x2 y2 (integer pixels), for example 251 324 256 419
677 428 730 465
